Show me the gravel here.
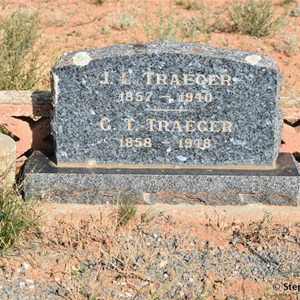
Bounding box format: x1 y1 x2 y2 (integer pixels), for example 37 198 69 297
0 227 298 299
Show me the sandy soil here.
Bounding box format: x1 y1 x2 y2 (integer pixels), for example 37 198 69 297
0 203 299 299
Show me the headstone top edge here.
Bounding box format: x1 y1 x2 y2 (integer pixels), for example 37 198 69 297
51 41 278 70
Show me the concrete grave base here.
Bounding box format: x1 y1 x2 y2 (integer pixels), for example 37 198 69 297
23 151 300 206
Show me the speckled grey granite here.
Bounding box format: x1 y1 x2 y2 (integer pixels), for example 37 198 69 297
23 151 300 205
51 41 282 167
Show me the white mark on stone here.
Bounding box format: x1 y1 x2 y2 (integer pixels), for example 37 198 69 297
232 77 241 83
177 156 188 162
72 52 91 66
53 73 59 106
87 159 97 166
245 55 262 65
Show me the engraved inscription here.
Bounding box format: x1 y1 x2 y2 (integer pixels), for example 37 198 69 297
99 68 234 154
180 92 213 103
146 119 233 133
100 117 111 131
179 138 211 149
120 92 153 102
120 137 152 148
100 117 233 150
142 71 232 86
99 71 232 86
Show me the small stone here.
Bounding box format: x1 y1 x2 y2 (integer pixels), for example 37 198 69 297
257 246 263 252
159 260 168 268
21 262 30 271
26 279 34 284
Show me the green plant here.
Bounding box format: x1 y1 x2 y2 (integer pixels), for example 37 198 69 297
144 3 181 41
175 0 184 6
157 4 181 40
0 10 42 90
176 0 203 10
0 185 41 254
275 27 299 57
108 2 137 30
96 0 105 4
1 0 8 9
290 3 300 17
283 34 299 57
0 125 13 138
228 0 285 37
116 196 137 226
277 0 296 6
182 5 221 38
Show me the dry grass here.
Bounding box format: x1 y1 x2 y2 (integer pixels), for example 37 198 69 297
0 10 42 90
228 0 285 37
230 212 300 256
0 185 41 255
39 211 213 299
0 205 296 299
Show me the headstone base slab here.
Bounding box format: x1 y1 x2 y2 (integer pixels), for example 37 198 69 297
23 151 300 206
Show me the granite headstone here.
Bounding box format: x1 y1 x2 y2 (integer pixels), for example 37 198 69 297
24 42 300 205
51 41 282 168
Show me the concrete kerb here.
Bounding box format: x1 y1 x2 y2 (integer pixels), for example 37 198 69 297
0 133 16 187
